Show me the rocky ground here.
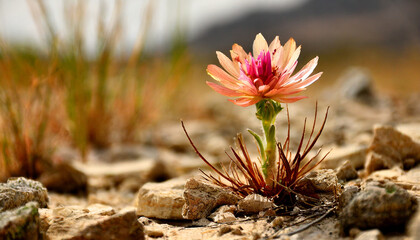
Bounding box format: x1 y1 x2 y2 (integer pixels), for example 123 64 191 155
1 68 420 239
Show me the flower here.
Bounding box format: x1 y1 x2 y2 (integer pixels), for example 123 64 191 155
206 33 322 107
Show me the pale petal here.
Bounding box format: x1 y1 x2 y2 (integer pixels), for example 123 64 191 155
207 64 238 89
216 51 240 78
229 97 261 107
229 50 241 72
253 33 268 58
284 46 301 72
289 57 319 82
231 44 248 63
265 87 304 97
206 82 242 97
268 36 280 54
278 38 296 71
272 45 283 70
292 72 322 89
271 95 307 103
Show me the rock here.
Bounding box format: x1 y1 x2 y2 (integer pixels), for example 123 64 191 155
409 208 420 240
367 166 404 182
231 227 243 235
354 229 384 240
349 228 362 238
191 218 212 227
398 166 420 188
88 190 135 208
336 160 358 182
135 178 186 219
338 185 359 210
299 169 340 193
237 194 274 214
0 202 41 240
211 211 236 224
182 177 241 220
217 225 242 236
319 145 367 170
337 67 376 105
0 177 48 212
340 182 418 232
144 228 164 238
295 169 341 204
38 160 87 194
396 123 420 144
73 158 174 192
405 93 420 117
42 204 144 240
209 205 237 223
271 216 284 228
403 158 417 170
365 125 420 174
218 225 233 236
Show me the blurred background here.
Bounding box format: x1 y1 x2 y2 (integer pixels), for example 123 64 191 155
0 0 419 180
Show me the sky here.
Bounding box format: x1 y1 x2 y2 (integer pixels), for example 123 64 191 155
0 0 306 54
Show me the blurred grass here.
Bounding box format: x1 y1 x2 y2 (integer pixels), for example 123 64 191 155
0 0 200 180
0 72 56 181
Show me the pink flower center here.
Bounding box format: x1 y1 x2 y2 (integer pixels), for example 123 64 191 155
244 51 274 88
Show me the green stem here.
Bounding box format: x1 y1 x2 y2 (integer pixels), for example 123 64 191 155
263 123 276 184
254 99 282 186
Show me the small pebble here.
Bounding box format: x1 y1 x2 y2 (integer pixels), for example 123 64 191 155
349 228 361 238
138 216 153 225
272 216 284 228
231 227 243 235
355 229 384 240
218 225 233 236
145 229 164 238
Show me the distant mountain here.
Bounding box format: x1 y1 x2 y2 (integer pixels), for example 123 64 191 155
190 0 420 56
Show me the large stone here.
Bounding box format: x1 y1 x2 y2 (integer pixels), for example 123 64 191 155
340 182 418 232
0 177 48 212
0 202 41 240
42 204 144 240
182 177 241 220
38 160 87 194
365 125 420 174
135 178 186 220
338 185 359 211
